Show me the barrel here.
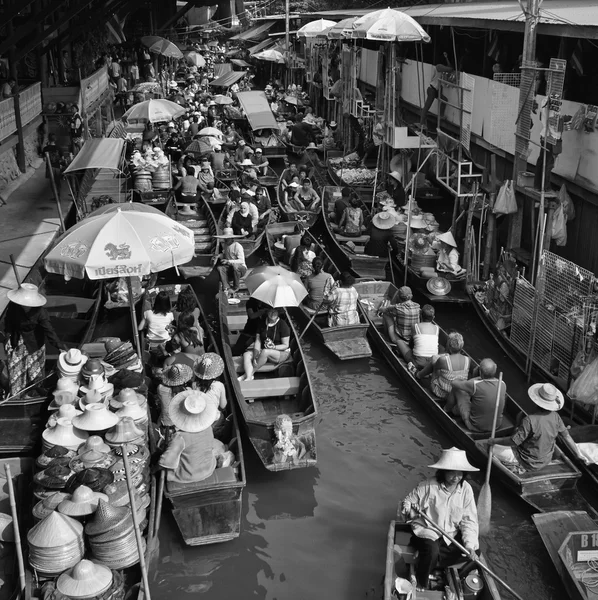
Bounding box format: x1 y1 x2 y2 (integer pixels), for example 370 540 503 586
132 169 152 192
152 165 170 190
411 252 436 270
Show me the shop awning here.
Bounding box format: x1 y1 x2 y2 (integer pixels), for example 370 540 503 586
64 139 126 173
248 38 274 55
209 70 246 88
236 91 280 132
231 58 251 68
230 21 276 42
214 63 233 77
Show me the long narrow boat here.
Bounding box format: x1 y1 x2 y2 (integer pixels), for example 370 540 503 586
264 221 372 360
143 284 246 546
256 165 278 188
383 520 501 600
217 289 317 471
354 279 595 515
533 511 598 600
275 170 321 227
320 185 388 279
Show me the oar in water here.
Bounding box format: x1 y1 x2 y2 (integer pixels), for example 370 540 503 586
414 510 525 600
477 372 503 536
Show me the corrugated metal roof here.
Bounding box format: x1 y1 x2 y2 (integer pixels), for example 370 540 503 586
231 59 252 67
230 21 276 42
209 71 246 88
248 38 274 55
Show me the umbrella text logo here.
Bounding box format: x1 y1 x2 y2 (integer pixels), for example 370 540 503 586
150 235 180 252
60 241 88 259
104 243 132 260
94 265 144 277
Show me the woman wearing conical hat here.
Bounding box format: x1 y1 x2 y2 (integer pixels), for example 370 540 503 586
435 231 465 277
400 448 479 591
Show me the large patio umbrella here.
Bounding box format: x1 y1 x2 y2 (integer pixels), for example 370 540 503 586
253 49 285 64
198 127 224 138
88 202 164 217
297 19 336 38
123 99 185 123
351 8 431 42
214 94 233 105
185 139 214 155
326 17 359 39
141 36 184 58
185 51 206 68
245 266 307 308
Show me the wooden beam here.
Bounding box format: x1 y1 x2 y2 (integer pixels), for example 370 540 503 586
157 1 194 33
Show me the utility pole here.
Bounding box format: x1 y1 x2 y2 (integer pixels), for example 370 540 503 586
285 0 290 87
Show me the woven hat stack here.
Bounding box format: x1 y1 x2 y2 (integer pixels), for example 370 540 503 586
36 446 76 469
109 388 147 411
57 486 109 518
79 390 109 411
81 358 105 382
42 418 89 452
104 480 150 513
28 512 85 576
46 404 82 429
32 491 70 522
56 559 113 599
86 500 143 569
69 450 117 473
72 403 120 433
104 418 145 448
103 341 138 372
79 375 114 401
65 468 114 494
115 401 148 425
34 463 74 495
57 349 88 381
109 444 150 493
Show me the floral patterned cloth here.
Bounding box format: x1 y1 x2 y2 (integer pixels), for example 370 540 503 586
6 335 45 397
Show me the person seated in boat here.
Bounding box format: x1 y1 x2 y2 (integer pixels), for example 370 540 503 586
290 242 316 280
290 113 315 148
378 285 420 350
163 311 205 368
157 363 195 440
229 201 253 237
254 186 273 225
251 147 269 175
295 178 320 212
210 143 227 172
222 123 241 150
173 286 201 330
400 447 479 591
281 163 299 189
489 383 588 473
398 304 439 373
387 171 407 208
174 170 201 203
179 155 198 177
232 297 269 356
364 211 400 258
240 158 259 187
232 140 253 167
240 308 291 382
298 168 309 185
194 352 228 437
197 163 215 196
445 358 504 431
214 228 247 294
322 120 339 150
105 276 143 306
337 197 364 237
227 196 259 232
303 257 335 311
327 272 360 327
332 186 352 223
417 332 471 403
160 389 230 483
138 290 174 348
273 414 307 465
436 232 466 277
282 181 306 213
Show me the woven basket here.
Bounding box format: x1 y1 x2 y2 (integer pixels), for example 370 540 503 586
151 165 170 190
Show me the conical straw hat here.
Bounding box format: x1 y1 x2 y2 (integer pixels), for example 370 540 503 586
85 500 132 536
56 559 113 599
57 486 109 517
28 511 83 547
72 403 120 431
42 418 89 451
32 492 70 521
169 390 218 433
7 283 46 307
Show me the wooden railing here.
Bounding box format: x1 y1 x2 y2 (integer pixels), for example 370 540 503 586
0 82 42 143
81 67 109 111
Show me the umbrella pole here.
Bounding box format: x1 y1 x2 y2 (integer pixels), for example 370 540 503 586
127 277 143 359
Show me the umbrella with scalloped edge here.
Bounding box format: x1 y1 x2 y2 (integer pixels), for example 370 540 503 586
245 266 307 308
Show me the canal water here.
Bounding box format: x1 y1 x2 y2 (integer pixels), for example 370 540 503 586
152 310 567 600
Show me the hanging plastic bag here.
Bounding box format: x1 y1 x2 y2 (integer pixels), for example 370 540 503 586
493 180 518 215
559 183 575 220
569 355 598 405
551 202 567 246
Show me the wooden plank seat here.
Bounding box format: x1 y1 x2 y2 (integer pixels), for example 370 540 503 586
232 355 292 374
335 234 370 244
240 376 301 399
227 315 248 331
166 467 238 496
193 234 212 242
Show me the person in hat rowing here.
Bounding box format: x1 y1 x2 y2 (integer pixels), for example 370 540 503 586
489 383 588 472
213 228 247 294
400 447 479 591
364 211 400 258
436 231 465 277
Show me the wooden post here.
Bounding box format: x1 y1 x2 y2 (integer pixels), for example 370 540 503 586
45 152 66 233
483 154 498 279
7 19 26 174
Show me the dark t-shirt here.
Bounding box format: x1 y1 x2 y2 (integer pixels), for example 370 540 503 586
257 318 290 345
231 211 252 235
43 144 62 168
291 123 313 147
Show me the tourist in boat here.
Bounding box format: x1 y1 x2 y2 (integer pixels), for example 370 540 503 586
159 389 226 483
398 304 439 373
290 242 315 280
282 181 305 212
251 147 269 175
295 178 320 212
337 197 364 237
214 228 247 294
378 285 420 350
3 283 66 397
163 312 205 367
240 308 291 382
489 383 588 472
327 272 360 327
364 211 400 258
174 170 201 203
240 158 259 186
194 352 228 435
436 232 465 277
400 447 479 591
332 186 352 223
254 186 272 225
445 358 505 431
197 163 215 195
138 290 174 348
417 333 471 403
210 144 227 172
222 123 241 150
303 257 335 311
281 163 299 189
173 286 201 332
231 297 269 355
229 202 253 237
232 140 253 166
157 363 195 437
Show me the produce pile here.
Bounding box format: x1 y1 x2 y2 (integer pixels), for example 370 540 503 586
328 152 361 169
336 167 377 186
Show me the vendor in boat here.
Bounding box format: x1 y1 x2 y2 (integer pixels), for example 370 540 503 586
232 297 269 355
489 383 588 472
251 147 269 176
163 311 205 368
378 285 420 350
295 178 320 212
400 447 479 591
240 308 291 382
327 272 360 327
436 232 465 277
397 304 439 374
174 170 201 203
445 358 504 432
3 283 66 397
159 389 228 483
197 163 215 195
303 257 335 311
364 211 400 258
387 171 407 207
214 228 247 294
337 197 365 237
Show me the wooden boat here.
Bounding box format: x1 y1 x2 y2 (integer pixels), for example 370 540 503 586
275 169 321 227
326 155 381 198
264 221 372 361
142 283 246 546
214 168 237 185
320 185 388 280
384 520 501 600
256 165 278 188
354 279 595 515
134 189 178 216
217 290 317 471
533 510 598 600
203 179 230 212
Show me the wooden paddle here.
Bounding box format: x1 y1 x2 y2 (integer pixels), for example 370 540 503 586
4 464 26 598
298 299 326 342
415 510 525 600
477 372 503 536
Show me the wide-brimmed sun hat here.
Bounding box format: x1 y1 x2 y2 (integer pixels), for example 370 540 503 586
56 559 113 599
194 353 224 380
169 390 219 433
70 450 116 473
37 446 76 469
115 400 147 423
160 364 193 387
7 283 47 307
427 277 452 297
240 158 253 167
85 500 132 536
81 358 105 380
47 405 82 428
49 390 77 412
437 231 458 247
528 383 564 411
105 417 144 445
58 349 88 375
389 171 403 183
32 492 70 521
110 388 147 410
53 378 80 397
428 447 479 472
72 403 119 432
57 486 109 517
76 436 111 456
65 468 114 494
34 464 74 489
409 215 427 229
42 418 89 452
372 211 397 230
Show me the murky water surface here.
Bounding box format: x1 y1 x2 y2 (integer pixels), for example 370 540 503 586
153 307 568 600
